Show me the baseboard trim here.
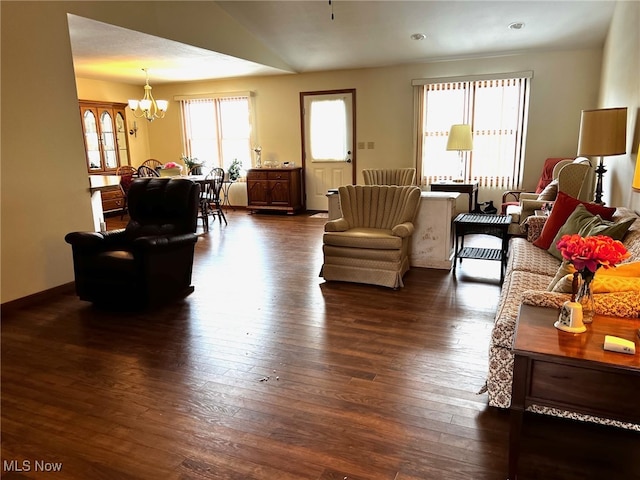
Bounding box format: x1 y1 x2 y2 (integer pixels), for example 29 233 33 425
1 282 76 316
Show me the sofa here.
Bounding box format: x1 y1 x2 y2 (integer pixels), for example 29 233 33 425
486 197 640 429
321 184 421 288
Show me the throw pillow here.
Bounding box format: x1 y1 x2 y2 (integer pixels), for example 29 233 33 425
532 192 616 250
536 179 558 201
551 274 640 294
547 204 636 259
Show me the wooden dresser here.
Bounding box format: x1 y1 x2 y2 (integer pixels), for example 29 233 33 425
89 175 124 215
246 167 304 214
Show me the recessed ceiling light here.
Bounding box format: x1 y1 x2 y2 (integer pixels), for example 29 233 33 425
508 22 525 30
411 33 427 41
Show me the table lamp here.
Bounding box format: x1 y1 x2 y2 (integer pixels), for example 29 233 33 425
577 107 627 204
446 124 473 183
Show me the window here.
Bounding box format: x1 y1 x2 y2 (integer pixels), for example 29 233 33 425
309 98 348 161
179 95 254 173
415 74 530 189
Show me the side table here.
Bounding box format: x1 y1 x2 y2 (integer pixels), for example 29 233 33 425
221 180 235 209
453 213 511 281
509 304 640 479
430 181 479 213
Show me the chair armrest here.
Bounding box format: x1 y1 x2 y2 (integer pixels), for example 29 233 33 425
64 229 126 248
325 218 349 232
132 233 198 250
502 190 524 203
519 192 539 202
391 222 415 238
519 199 547 221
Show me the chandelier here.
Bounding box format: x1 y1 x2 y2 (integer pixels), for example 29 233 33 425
128 68 168 122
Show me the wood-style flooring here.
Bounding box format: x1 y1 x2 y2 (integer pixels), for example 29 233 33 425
2 210 638 479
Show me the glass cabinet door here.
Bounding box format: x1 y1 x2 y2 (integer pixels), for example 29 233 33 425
100 110 118 170
83 108 102 171
115 110 129 167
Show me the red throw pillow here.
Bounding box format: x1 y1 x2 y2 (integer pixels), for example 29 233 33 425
532 192 616 250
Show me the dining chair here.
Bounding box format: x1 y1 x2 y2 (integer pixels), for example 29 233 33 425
137 165 160 177
198 168 227 231
115 165 138 218
141 158 163 171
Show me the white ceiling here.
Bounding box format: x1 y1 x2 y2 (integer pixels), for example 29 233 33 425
69 1 616 85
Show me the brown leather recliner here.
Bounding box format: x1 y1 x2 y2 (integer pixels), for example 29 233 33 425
65 177 200 307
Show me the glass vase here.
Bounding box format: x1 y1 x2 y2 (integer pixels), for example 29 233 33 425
576 274 595 324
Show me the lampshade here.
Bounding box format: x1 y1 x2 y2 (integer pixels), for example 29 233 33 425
577 107 627 156
446 124 473 151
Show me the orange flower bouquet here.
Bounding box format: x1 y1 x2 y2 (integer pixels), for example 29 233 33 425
555 234 630 322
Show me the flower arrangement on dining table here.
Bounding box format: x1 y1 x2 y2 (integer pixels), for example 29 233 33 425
556 234 630 321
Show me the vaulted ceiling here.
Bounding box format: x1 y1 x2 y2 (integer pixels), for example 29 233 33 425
69 1 615 85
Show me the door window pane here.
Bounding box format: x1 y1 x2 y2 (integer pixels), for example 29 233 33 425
310 99 347 161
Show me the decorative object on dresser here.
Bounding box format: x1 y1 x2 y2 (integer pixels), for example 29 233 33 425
577 107 627 205
321 185 421 289
65 178 200 308
246 167 304 214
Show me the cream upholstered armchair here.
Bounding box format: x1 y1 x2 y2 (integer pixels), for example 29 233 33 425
321 185 421 288
505 158 593 235
362 168 416 186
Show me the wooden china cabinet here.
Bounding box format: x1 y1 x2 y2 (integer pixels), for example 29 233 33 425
80 101 131 213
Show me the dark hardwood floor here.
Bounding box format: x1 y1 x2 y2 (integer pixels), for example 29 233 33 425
2 210 638 479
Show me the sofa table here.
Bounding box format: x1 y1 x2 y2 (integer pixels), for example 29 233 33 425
453 213 511 281
430 180 479 213
508 304 640 479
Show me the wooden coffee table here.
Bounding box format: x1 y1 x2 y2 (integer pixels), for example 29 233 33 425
508 304 640 479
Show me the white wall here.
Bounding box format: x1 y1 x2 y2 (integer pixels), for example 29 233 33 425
599 1 640 209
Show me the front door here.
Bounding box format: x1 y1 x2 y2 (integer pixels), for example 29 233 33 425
300 89 355 211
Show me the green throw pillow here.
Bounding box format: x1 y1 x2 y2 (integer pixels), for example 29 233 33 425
547 204 636 260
